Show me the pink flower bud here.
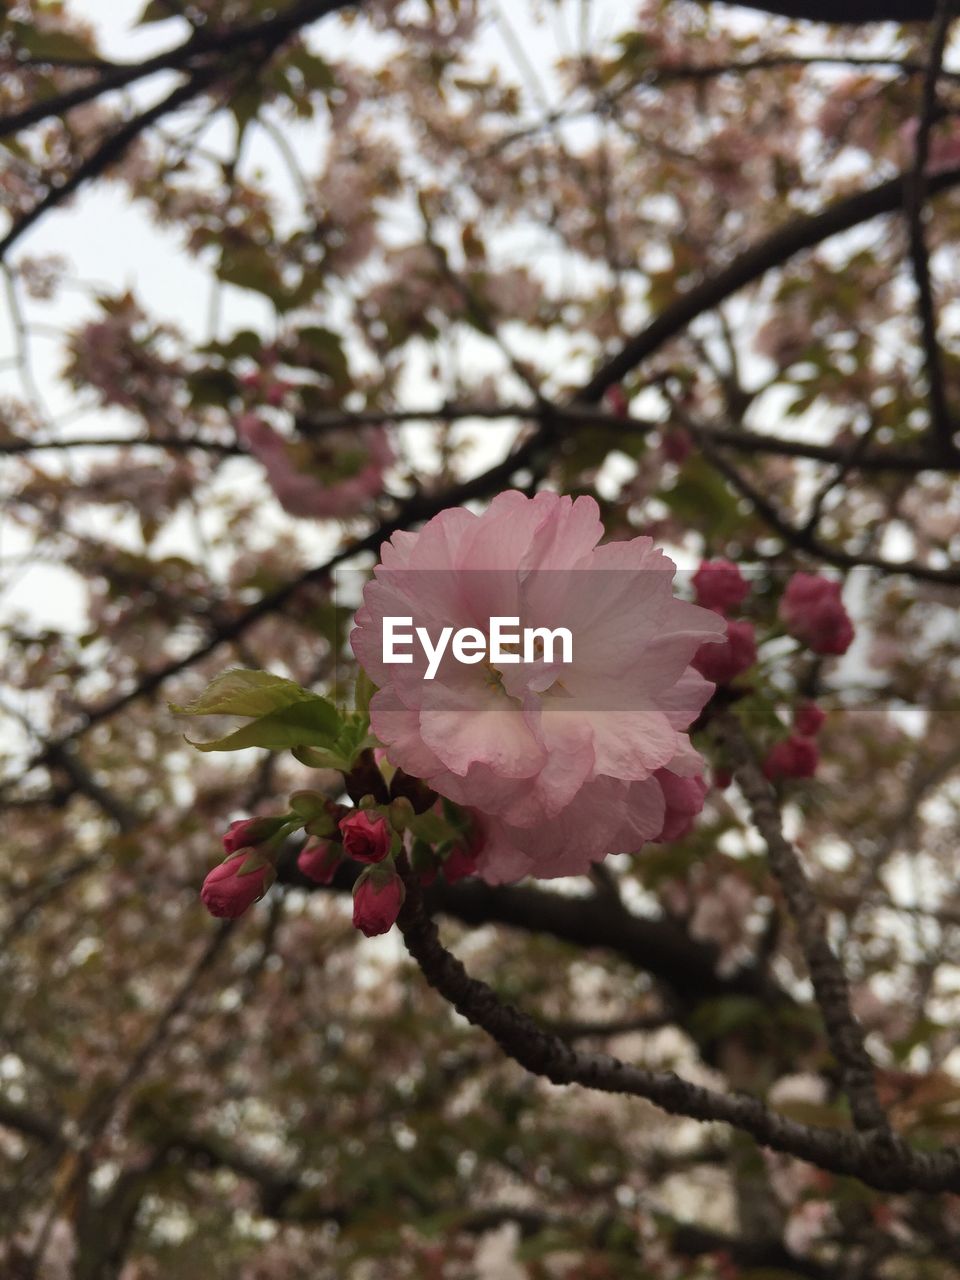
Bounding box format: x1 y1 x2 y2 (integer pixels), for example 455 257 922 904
201 850 275 918
778 572 854 656
352 866 405 936
692 619 757 685
296 838 342 885
221 816 282 855
339 810 392 864
794 702 826 736
763 735 819 781
692 559 749 615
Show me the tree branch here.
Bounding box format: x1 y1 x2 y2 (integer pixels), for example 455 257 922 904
715 714 887 1134
904 0 959 459
396 856 960 1192
0 0 359 140
578 162 960 405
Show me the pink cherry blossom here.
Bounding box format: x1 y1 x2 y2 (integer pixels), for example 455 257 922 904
339 810 392 863
763 735 819 781
296 838 342 885
351 490 725 883
779 572 854 656
692 619 756 685
200 851 274 918
352 867 405 936
691 559 749 614
237 413 392 519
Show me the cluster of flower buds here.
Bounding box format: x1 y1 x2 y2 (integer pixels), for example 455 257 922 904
200 750 484 939
763 701 828 782
691 559 757 686
696 567 849 787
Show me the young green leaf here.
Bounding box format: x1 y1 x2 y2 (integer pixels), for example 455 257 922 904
186 700 341 753
170 669 316 719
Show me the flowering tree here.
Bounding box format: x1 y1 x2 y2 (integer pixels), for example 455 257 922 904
3 0 960 1276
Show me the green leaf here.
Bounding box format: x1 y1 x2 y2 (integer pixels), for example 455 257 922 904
291 719 376 773
407 809 457 845
230 88 263 145
187 368 236 408
187 700 341 753
285 46 336 92
170 669 316 719
292 744 352 771
291 326 351 390
218 247 291 308
200 330 263 361
662 454 743 540
12 22 98 60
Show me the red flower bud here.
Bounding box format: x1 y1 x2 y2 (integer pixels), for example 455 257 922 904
692 619 757 685
201 850 274 918
339 810 392 864
296 838 342 885
778 572 854 656
221 816 282 855
713 767 733 790
352 866 405 937
794 701 826 736
692 559 749 615
763 735 819 781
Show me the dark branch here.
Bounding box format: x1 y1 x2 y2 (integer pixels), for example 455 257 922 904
395 855 960 1192
904 0 959 459
0 0 360 140
578 162 960 404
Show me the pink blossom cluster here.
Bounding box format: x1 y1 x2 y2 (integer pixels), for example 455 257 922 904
690 559 756 686
237 413 392 519
778 572 854 656
352 491 727 884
